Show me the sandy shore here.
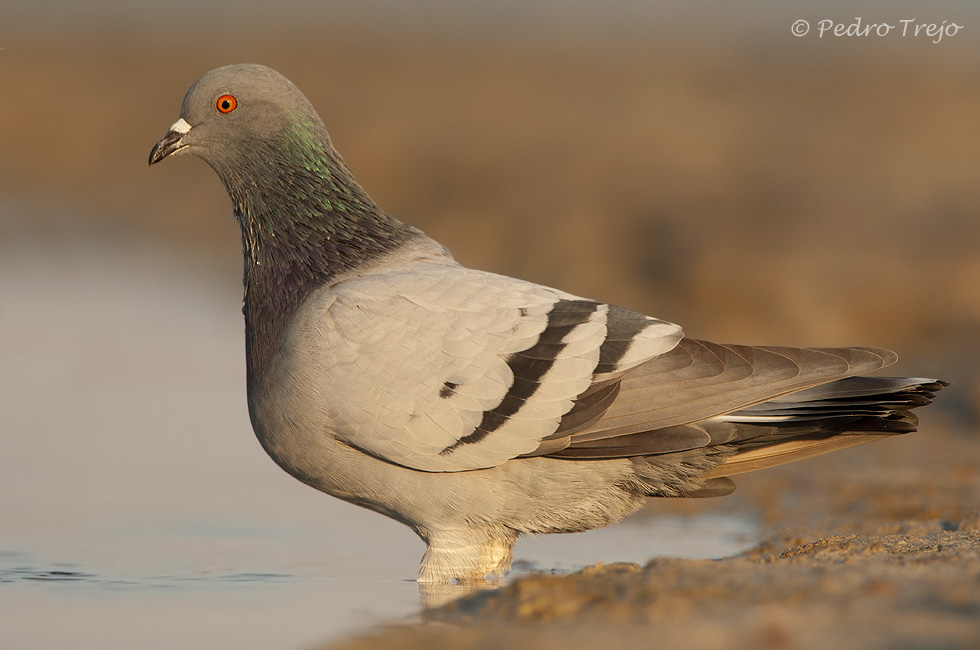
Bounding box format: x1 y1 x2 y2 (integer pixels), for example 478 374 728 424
330 425 980 650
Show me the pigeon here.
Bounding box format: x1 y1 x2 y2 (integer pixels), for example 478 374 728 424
150 64 946 584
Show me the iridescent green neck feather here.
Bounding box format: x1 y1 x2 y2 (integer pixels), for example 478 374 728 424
230 119 415 272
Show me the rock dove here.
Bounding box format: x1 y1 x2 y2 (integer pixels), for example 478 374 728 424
150 64 946 584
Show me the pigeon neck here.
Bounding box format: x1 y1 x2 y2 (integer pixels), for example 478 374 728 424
229 125 415 274
227 123 418 385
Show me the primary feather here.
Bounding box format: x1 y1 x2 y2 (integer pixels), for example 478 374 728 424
150 64 947 584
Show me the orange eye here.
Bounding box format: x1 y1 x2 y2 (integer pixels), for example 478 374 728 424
216 94 237 113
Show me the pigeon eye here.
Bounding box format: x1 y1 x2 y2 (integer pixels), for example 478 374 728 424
216 94 238 114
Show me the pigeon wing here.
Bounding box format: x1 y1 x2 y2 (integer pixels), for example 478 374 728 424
294 258 682 472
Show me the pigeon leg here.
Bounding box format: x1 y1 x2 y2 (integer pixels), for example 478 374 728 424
418 527 518 584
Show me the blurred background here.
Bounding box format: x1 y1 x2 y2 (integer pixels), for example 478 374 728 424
4 1 978 391
1 1 978 647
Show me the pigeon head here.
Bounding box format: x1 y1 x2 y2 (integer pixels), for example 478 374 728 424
149 64 333 181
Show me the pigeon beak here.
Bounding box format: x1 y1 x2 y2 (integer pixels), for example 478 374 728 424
149 118 193 165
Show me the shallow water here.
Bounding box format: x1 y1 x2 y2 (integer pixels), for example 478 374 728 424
0 236 757 649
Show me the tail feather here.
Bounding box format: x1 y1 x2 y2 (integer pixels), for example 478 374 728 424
700 376 948 477
701 434 885 478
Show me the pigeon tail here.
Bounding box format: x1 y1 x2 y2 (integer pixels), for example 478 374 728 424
700 377 948 478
